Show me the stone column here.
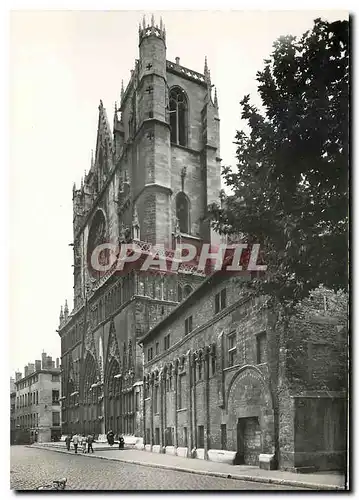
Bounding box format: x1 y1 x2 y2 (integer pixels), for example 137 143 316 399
174 361 178 451
159 371 164 452
187 351 193 456
121 389 125 435
150 377 154 449
142 377 147 445
192 353 197 451
100 385 105 435
204 348 210 460
163 372 167 445
112 396 116 433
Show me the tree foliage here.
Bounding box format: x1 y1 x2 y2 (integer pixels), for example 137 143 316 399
209 18 349 305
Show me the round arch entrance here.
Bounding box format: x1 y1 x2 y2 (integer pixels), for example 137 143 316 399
226 366 275 466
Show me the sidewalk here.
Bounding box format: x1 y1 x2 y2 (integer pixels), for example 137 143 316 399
30 443 347 491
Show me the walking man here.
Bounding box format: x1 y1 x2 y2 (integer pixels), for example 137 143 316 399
72 433 79 454
87 434 94 454
65 434 71 452
81 434 87 453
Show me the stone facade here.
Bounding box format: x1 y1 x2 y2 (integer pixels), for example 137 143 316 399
140 274 347 472
13 353 61 443
10 378 16 444
57 17 221 439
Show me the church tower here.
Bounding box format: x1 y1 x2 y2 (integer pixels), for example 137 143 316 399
57 16 221 440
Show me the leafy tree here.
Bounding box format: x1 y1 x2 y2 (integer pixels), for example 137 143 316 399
210 18 349 306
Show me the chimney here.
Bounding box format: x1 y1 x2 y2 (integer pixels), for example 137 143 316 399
24 366 29 377
175 57 180 65
35 360 41 372
28 363 35 374
56 358 59 369
15 372 22 382
51 360 55 368
46 356 52 368
41 352 47 369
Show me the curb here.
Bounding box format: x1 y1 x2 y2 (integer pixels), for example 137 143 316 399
27 445 344 491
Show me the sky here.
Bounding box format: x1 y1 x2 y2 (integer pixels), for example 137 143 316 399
9 9 348 376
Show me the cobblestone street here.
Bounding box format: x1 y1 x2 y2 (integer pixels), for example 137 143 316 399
10 446 303 491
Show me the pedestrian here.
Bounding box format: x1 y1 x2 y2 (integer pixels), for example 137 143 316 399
87 433 94 454
81 434 87 453
65 434 71 452
107 429 114 446
72 433 79 454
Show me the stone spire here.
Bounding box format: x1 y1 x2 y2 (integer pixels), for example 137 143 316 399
204 56 211 85
91 149 94 169
59 306 64 324
214 87 218 108
64 300 69 320
121 80 124 104
139 14 166 43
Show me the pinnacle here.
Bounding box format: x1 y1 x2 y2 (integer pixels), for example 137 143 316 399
121 80 125 102
139 14 165 36
214 87 218 108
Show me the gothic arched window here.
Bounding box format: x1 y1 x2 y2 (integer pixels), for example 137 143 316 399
176 192 190 234
169 87 188 146
87 209 108 279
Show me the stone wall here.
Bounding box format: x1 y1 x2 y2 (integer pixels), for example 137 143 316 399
142 275 347 471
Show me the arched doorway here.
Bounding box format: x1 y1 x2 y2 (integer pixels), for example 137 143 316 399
83 354 101 436
105 358 121 435
226 367 275 466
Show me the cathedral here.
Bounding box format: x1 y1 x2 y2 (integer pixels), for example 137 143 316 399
57 16 221 439
57 16 346 472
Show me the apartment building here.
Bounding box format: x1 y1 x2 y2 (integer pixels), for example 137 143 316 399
14 352 61 443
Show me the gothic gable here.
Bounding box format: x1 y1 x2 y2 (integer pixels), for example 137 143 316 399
94 100 115 184
106 319 122 375
84 326 98 364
